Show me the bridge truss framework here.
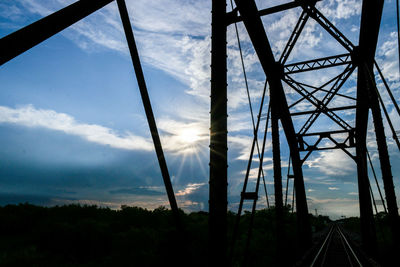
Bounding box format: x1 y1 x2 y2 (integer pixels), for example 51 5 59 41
211 0 400 265
1 0 400 266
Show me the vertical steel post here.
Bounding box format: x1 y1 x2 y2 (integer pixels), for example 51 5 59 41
271 112 283 213
210 0 227 266
355 67 378 256
366 68 400 248
234 0 312 251
271 105 285 265
355 0 391 255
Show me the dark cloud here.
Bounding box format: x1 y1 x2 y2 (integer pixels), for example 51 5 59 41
108 187 165 196
0 193 75 206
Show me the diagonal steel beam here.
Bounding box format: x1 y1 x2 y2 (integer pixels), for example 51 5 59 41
290 105 356 116
296 64 356 134
279 10 310 64
284 74 353 132
0 0 114 65
288 72 357 109
234 0 312 251
116 0 183 231
291 80 356 101
305 6 354 52
285 64 355 134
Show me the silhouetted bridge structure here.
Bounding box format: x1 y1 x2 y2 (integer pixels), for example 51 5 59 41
1 0 400 266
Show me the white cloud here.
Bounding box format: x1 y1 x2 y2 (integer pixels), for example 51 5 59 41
0 104 215 156
377 32 400 82
318 0 362 20
0 104 153 151
328 187 340 190
348 192 358 195
229 134 273 162
307 196 359 219
305 149 355 176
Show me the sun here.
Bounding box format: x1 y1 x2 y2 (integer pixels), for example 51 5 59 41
179 127 201 144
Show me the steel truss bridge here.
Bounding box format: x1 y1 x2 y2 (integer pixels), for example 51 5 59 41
1 0 400 266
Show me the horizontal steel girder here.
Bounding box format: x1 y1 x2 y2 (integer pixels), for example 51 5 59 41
284 53 352 74
226 0 321 25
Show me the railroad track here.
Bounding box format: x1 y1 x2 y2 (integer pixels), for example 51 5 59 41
310 224 363 267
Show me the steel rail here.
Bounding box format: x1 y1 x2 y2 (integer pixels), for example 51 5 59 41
310 225 335 267
337 226 363 266
311 225 363 267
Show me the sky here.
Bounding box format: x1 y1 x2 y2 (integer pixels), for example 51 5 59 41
0 0 399 219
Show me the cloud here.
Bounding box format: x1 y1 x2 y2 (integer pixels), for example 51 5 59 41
305 149 355 176
307 196 359 219
377 32 400 82
0 105 214 156
318 0 362 20
109 187 165 196
0 104 153 151
348 192 358 195
176 183 206 196
13 0 213 105
328 187 340 190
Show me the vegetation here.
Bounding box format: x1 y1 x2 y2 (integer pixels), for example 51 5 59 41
0 203 331 266
339 212 397 266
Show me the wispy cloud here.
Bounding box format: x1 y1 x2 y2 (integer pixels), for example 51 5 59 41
0 104 153 151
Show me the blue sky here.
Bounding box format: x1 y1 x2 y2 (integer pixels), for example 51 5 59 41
0 0 399 219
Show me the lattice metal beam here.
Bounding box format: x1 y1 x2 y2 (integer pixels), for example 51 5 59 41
284 53 352 74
